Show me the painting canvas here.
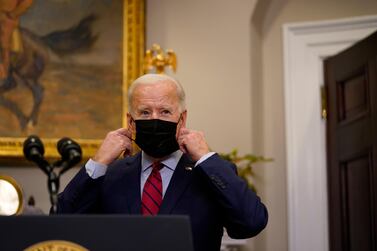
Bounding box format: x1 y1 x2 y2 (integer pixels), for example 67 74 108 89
0 0 144 159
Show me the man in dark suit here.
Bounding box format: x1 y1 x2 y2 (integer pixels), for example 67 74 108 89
57 74 268 251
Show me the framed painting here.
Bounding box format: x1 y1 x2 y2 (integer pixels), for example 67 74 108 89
0 0 145 163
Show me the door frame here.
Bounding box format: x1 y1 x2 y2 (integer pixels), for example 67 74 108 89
283 15 377 251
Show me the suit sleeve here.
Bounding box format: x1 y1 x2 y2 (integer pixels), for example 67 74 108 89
196 153 268 238
56 166 104 214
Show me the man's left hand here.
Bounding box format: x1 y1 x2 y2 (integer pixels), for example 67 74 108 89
178 128 210 162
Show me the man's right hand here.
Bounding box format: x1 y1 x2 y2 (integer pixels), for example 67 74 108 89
93 128 133 165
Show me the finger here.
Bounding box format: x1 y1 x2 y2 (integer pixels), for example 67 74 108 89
115 127 129 135
180 146 187 154
124 128 133 138
179 141 187 154
115 128 133 140
179 127 190 136
177 134 189 153
123 146 132 157
119 135 132 148
178 131 188 143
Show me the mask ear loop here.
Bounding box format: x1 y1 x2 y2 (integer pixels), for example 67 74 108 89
176 113 188 154
123 118 137 158
126 117 137 142
177 113 183 125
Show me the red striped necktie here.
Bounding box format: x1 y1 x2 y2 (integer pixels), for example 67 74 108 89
141 162 163 216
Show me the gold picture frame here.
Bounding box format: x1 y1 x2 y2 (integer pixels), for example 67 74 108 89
0 0 145 163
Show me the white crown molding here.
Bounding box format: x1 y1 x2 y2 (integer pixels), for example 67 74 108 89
286 15 377 34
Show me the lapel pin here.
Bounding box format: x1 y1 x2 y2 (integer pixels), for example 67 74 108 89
185 166 193 171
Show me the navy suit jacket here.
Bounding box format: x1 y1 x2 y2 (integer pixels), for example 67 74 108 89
57 153 268 251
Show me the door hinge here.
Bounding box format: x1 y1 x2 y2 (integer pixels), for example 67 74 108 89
321 86 327 120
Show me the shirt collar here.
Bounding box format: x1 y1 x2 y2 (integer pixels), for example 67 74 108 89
141 150 183 172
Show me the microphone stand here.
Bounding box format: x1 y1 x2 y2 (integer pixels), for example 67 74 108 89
28 158 72 214
47 160 73 214
47 168 60 214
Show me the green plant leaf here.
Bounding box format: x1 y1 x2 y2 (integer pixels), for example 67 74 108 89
219 149 273 193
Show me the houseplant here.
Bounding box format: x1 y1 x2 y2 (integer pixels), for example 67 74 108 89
220 149 272 192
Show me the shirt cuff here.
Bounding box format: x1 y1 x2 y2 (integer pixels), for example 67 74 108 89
85 158 108 179
194 152 216 167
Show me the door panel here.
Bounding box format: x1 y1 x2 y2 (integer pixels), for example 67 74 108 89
337 69 369 122
341 153 373 251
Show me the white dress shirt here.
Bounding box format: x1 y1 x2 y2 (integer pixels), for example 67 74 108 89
85 150 215 198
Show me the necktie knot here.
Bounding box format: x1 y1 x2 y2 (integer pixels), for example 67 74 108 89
152 162 163 171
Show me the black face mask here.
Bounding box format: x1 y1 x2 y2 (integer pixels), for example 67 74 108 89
134 118 180 158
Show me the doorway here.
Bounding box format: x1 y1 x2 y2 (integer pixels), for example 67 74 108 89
284 15 377 251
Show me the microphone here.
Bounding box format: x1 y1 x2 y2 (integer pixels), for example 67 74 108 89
23 135 50 174
57 137 82 174
23 136 81 214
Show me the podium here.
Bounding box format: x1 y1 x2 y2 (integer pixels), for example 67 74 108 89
0 215 194 251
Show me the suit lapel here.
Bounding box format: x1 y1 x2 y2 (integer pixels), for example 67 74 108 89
121 153 142 214
159 154 195 214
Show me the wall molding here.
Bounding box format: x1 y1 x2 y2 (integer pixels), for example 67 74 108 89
283 15 377 251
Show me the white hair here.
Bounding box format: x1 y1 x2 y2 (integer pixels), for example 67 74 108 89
128 74 186 114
